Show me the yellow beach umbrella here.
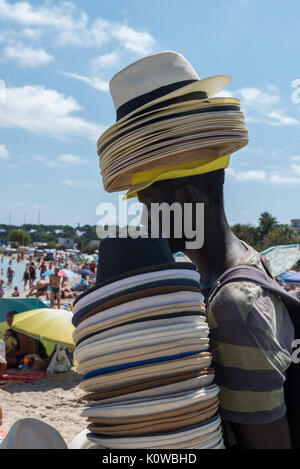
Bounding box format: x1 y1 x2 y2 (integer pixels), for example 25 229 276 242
12 309 75 347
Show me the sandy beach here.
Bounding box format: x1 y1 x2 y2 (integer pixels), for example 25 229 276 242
0 371 87 445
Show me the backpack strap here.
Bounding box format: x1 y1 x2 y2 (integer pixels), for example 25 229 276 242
208 264 300 310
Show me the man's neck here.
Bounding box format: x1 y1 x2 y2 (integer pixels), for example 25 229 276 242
184 205 246 290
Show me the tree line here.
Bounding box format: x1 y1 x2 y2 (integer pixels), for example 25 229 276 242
0 212 299 251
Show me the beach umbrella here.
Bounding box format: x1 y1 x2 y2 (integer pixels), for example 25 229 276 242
42 269 78 278
12 308 75 347
0 298 48 323
282 271 300 284
77 269 96 277
260 244 300 277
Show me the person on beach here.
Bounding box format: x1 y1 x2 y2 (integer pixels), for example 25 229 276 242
23 268 30 290
50 268 61 309
6 267 14 285
29 262 36 287
39 261 47 279
0 280 4 298
26 280 49 299
5 312 36 369
11 287 20 297
4 329 18 353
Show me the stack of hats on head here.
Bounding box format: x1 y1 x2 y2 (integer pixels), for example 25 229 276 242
97 51 248 199
72 238 224 449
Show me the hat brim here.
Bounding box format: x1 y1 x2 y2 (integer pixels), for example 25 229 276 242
98 75 232 145
123 153 232 199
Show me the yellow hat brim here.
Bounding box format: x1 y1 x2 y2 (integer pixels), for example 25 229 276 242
123 154 230 200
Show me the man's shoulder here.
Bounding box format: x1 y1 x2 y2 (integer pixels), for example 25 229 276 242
209 279 266 325
208 273 289 335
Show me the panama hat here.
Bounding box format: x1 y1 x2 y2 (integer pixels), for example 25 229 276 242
79 354 213 393
109 51 231 123
86 414 222 449
82 368 215 402
0 419 67 449
97 51 248 198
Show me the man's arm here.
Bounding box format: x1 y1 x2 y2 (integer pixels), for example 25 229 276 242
228 416 292 449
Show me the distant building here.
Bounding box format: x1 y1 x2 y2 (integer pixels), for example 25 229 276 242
58 238 75 249
32 242 48 248
291 220 300 235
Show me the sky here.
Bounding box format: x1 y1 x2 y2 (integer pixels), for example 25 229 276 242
0 0 300 228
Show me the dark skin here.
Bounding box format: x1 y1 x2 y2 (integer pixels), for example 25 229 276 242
138 182 292 449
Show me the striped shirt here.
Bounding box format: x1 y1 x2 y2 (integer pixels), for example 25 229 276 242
206 242 294 424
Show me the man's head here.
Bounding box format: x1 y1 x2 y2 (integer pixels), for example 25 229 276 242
138 169 225 253
6 311 17 327
54 267 60 274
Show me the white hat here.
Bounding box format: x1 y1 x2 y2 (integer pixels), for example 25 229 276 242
0 419 67 449
110 51 231 121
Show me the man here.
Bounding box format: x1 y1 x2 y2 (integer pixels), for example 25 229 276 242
50 267 61 309
99 51 294 448
5 311 36 369
29 262 36 287
138 169 294 449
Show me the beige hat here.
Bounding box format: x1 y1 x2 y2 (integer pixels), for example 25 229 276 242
0 419 67 449
97 51 248 198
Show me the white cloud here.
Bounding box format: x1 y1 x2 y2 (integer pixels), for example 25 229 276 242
61 179 74 187
291 156 300 161
227 164 300 185
237 87 280 109
62 72 109 92
266 110 300 126
21 28 44 40
45 154 87 168
0 84 103 141
61 179 97 189
269 173 300 184
227 168 266 181
110 24 154 55
291 164 300 175
221 83 300 128
23 182 31 188
46 160 61 168
0 144 9 159
92 51 119 72
57 154 86 165
3 41 54 67
0 0 87 30
33 154 44 161
0 0 155 53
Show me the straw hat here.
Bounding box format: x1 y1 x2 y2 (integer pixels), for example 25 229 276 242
0 419 67 449
97 51 248 198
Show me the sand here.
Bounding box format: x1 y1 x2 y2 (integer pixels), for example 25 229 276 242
0 370 87 445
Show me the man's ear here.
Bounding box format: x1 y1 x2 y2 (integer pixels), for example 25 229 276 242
174 184 200 204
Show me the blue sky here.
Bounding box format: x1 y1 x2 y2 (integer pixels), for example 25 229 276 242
0 0 300 227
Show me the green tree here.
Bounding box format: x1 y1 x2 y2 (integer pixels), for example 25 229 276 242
264 226 297 247
258 212 278 242
9 229 31 246
231 223 259 246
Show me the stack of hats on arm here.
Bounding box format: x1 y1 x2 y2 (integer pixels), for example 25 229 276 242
72 238 224 449
97 51 248 199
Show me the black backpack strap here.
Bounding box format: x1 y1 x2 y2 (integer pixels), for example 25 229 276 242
208 264 300 309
